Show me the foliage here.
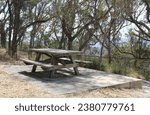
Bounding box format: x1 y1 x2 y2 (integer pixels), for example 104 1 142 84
19 42 29 52
81 54 150 81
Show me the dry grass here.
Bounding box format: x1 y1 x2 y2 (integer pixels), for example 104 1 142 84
0 48 22 65
0 48 11 61
66 88 148 98
0 66 56 98
0 49 57 97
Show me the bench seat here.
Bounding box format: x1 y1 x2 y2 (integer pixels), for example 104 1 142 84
59 58 92 64
20 58 78 71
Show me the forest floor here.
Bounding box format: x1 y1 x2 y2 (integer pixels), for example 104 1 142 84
0 48 150 98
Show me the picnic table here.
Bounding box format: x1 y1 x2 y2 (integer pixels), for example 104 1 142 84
21 48 83 77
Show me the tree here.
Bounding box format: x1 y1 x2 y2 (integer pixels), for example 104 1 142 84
52 0 102 50
0 22 7 48
6 0 51 58
123 0 150 41
10 0 23 58
93 0 125 64
0 0 7 48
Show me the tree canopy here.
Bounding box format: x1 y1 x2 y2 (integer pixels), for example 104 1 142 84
0 0 149 61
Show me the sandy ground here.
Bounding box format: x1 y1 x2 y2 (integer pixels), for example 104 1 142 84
0 48 150 98
0 65 55 98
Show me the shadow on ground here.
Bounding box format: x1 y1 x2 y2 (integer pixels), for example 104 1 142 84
19 70 76 82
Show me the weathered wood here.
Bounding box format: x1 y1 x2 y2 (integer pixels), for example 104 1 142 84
32 52 41 72
30 48 83 56
22 48 83 77
69 56 79 75
20 58 78 71
21 58 52 68
49 56 58 77
59 58 92 64
75 60 92 64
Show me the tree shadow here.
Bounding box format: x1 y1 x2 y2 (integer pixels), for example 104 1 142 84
19 70 77 83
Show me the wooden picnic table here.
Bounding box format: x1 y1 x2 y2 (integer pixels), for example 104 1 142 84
21 48 83 77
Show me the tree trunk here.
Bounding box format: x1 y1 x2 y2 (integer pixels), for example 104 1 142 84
9 0 22 58
107 37 112 64
29 36 34 49
99 41 104 70
0 33 6 48
59 31 66 49
28 36 34 59
68 39 73 50
0 23 6 48
8 30 12 56
108 46 112 64
8 1 13 56
1 32 6 48
11 39 18 58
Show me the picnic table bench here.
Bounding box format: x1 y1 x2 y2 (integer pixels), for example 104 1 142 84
21 48 83 77
59 58 92 64
20 58 78 70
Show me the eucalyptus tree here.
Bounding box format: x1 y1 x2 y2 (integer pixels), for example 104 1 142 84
5 0 51 58
122 0 150 41
0 0 8 48
51 0 105 50
115 0 150 60
25 0 52 49
86 0 126 65
78 0 106 51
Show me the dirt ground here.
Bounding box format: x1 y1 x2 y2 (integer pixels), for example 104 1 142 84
0 48 150 98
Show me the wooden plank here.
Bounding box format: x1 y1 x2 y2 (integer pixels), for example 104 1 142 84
20 58 53 68
49 56 58 77
30 48 83 56
20 58 78 71
32 52 41 72
74 60 92 64
69 56 79 75
59 58 92 64
49 63 78 70
59 58 71 62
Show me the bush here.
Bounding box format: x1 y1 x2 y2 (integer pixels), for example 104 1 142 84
19 43 29 52
137 67 150 81
74 54 150 81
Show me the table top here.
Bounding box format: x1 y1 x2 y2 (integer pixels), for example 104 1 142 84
30 48 83 56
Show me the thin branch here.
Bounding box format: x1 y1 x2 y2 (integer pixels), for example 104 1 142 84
111 41 136 57
21 18 51 30
132 31 150 41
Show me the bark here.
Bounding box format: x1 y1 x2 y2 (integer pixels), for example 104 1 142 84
108 45 112 64
29 25 37 49
107 37 112 64
79 28 95 51
11 0 22 58
0 33 6 48
8 0 13 55
58 31 66 49
68 39 73 50
99 41 104 70
0 23 6 48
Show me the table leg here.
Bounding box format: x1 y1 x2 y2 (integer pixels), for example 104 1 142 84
49 56 58 77
69 56 79 75
32 52 41 72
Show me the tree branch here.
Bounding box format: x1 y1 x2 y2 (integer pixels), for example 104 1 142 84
22 18 51 29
